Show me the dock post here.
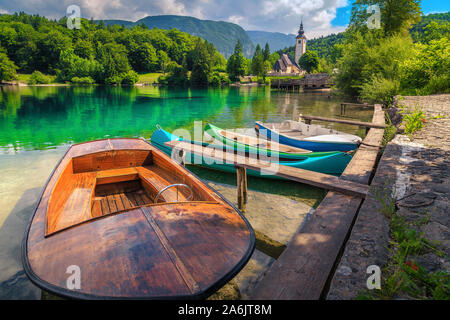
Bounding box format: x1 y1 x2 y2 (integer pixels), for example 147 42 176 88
236 166 248 212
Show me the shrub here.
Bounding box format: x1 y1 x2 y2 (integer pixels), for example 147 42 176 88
157 75 168 85
166 65 188 87
121 70 139 86
401 108 426 137
210 73 221 87
209 72 230 87
58 49 102 82
28 71 53 84
399 37 450 95
71 76 95 84
104 76 122 85
0 50 18 81
360 76 400 106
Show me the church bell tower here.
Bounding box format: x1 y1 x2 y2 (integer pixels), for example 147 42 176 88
295 21 306 65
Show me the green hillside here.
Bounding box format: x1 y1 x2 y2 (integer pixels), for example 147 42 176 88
101 15 255 58
247 30 295 52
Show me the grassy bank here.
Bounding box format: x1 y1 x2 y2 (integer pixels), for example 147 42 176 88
137 72 162 84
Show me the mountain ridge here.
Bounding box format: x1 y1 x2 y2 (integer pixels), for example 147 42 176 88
99 15 255 58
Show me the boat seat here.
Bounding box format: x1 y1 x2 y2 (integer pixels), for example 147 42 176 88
136 166 188 203
48 172 97 234
96 167 139 185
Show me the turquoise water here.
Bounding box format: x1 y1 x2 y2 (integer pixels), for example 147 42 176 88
0 85 373 299
0 85 371 153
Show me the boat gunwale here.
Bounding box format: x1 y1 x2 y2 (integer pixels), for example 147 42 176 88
255 121 360 146
216 128 311 154
22 138 256 300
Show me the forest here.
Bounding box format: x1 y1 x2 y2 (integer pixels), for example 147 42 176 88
0 12 228 86
0 5 449 103
333 2 449 104
277 6 449 104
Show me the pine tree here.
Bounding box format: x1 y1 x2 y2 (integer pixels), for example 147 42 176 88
226 40 247 81
263 43 270 61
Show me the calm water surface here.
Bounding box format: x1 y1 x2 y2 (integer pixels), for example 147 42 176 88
0 85 372 299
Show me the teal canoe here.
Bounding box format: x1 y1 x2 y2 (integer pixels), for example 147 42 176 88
204 123 345 160
150 127 352 178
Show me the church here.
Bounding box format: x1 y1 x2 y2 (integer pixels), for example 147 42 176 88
270 22 306 75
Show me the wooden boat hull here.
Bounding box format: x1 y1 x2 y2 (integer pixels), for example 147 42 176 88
22 138 255 299
204 123 349 160
255 121 362 152
151 128 352 177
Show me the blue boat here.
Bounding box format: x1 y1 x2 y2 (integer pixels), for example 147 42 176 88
150 127 352 178
255 120 362 152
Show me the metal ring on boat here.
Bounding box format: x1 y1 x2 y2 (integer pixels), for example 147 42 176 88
154 183 194 203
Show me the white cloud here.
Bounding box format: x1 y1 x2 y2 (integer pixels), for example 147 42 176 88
0 0 350 37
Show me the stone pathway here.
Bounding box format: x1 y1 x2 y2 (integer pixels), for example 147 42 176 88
327 95 449 299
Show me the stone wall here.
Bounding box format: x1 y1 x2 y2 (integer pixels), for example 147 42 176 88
327 94 449 299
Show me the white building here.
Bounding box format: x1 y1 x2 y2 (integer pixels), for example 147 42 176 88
270 21 307 75
295 21 307 65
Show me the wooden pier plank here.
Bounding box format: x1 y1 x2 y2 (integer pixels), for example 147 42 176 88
299 115 387 129
341 102 374 107
250 104 385 300
164 141 369 198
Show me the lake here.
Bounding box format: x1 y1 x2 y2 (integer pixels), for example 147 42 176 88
0 85 373 299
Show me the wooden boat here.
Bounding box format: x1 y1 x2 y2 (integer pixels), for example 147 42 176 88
151 128 352 177
205 123 347 160
22 138 255 299
255 120 362 152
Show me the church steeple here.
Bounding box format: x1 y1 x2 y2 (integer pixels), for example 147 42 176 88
295 20 306 65
298 21 304 37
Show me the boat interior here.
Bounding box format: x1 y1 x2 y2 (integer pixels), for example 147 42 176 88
46 149 217 235
258 120 342 139
218 129 311 154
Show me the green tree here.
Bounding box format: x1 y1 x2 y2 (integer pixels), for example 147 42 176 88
157 50 170 74
298 50 320 73
353 0 422 36
226 40 247 81
58 49 101 82
251 44 267 80
251 44 264 75
36 29 72 73
96 42 131 83
263 43 270 61
73 39 95 59
190 40 213 86
0 50 18 81
419 21 450 43
268 52 280 66
129 43 158 72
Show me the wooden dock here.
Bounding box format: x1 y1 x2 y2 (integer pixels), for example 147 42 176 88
250 104 385 299
165 104 385 299
340 102 374 115
299 114 387 129
164 140 370 200
271 73 334 91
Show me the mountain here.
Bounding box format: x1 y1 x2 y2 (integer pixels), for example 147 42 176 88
100 15 255 58
247 30 296 52
409 12 450 41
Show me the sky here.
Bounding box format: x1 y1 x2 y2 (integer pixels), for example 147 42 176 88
0 0 448 38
